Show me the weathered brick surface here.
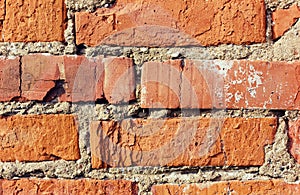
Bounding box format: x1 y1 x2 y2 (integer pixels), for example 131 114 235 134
0 0 5 20
103 57 136 104
60 56 104 102
21 55 62 101
181 60 216 108
152 180 300 195
0 22 2 41
0 179 138 194
0 114 80 162
141 60 300 109
224 61 300 109
90 117 276 168
289 119 300 164
3 0 66 42
0 57 20 101
272 4 300 39
75 0 266 47
141 60 182 108
19 54 134 103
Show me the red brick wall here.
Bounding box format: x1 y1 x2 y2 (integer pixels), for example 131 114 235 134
0 0 299 194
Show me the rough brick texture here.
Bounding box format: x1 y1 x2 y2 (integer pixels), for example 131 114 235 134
0 0 5 20
75 0 266 46
152 180 300 195
0 179 138 194
60 55 104 102
22 55 61 101
20 54 135 103
141 60 300 109
3 0 66 42
289 119 300 164
90 117 276 168
0 57 20 101
272 4 300 39
103 57 135 104
0 114 80 162
141 60 182 108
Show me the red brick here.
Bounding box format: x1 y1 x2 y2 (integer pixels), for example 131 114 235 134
141 60 181 108
103 57 135 104
0 114 80 162
222 118 277 165
0 0 5 20
181 60 216 108
60 56 104 102
21 55 62 101
224 61 300 109
0 20 2 35
0 179 137 194
20 55 136 102
0 57 20 101
3 0 66 42
272 4 300 39
152 180 300 195
0 21 3 41
90 117 276 168
141 60 300 109
289 119 300 164
75 0 266 47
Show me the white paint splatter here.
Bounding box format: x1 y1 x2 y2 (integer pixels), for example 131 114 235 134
234 91 243 103
246 64 263 98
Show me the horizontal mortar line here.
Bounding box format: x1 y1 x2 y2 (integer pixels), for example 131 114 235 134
0 42 66 47
2 170 299 183
0 162 262 171
0 45 299 62
0 165 261 174
0 108 296 118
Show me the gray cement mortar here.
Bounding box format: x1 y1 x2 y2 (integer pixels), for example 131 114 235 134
265 0 300 10
260 118 300 182
0 101 287 122
0 102 72 116
65 0 299 12
65 0 116 12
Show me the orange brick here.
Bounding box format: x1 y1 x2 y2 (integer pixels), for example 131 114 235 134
224 61 300 109
272 4 300 39
90 117 276 168
0 179 138 194
0 114 80 162
141 60 181 108
75 0 266 47
152 180 300 195
60 56 104 102
0 57 20 101
222 118 277 165
20 55 135 103
103 57 135 104
21 55 62 101
141 60 300 109
0 0 5 20
3 0 66 42
0 21 3 41
289 119 300 164
181 60 215 108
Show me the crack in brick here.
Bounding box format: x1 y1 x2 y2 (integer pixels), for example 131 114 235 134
10 56 23 101
220 135 228 166
178 59 184 107
18 56 22 97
